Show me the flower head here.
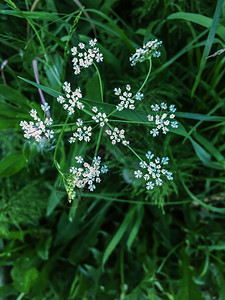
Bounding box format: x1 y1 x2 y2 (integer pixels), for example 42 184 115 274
57 82 84 115
66 155 108 202
69 118 92 143
147 102 178 137
134 151 173 190
92 107 108 127
130 39 162 66
105 127 129 146
71 39 103 76
20 107 54 142
114 85 144 111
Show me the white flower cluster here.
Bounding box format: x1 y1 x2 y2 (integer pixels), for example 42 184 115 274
114 84 144 111
71 39 103 75
20 105 54 142
134 151 173 190
57 82 84 115
68 119 92 143
67 156 108 201
130 39 162 66
92 106 108 127
147 103 178 137
105 127 129 146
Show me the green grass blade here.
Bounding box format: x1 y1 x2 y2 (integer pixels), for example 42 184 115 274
167 11 225 41
102 206 136 267
191 0 224 96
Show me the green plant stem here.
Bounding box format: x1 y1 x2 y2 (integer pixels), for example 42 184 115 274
54 115 70 176
94 127 103 158
126 145 143 161
93 62 104 102
136 58 152 95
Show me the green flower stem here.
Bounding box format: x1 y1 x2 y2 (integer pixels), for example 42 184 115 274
136 58 152 95
93 62 104 102
53 114 70 176
94 127 103 158
126 145 143 161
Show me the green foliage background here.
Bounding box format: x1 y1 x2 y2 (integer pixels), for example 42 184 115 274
0 0 225 299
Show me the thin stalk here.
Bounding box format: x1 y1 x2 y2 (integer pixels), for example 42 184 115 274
136 58 152 95
93 62 104 102
32 58 50 119
94 127 103 158
54 115 70 176
126 145 143 161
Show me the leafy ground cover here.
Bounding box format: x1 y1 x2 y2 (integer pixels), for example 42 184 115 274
0 0 225 299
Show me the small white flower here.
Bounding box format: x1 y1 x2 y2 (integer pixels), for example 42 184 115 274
57 95 65 104
75 156 83 163
44 118 53 125
134 170 142 178
41 103 50 112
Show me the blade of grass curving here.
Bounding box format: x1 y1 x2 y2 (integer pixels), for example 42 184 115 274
194 133 224 162
191 0 224 96
0 9 61 21
127 204 144 250
53 114 70 176
4 0 48 61
102 206 136 267
79 192 191 205
167 11 225 41
179 174 225 213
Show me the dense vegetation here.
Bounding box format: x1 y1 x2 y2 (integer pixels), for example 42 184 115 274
0 0 225 299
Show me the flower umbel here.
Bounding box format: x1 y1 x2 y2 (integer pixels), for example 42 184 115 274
105 127 129 146
57 82 84 115
71 39 103 75
147 102 178 137
130 39 162 66
114 84 144 111
92 107 108 127
68 119 92 143
20 106 54 142
66 155 108 202
134 151 173 190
